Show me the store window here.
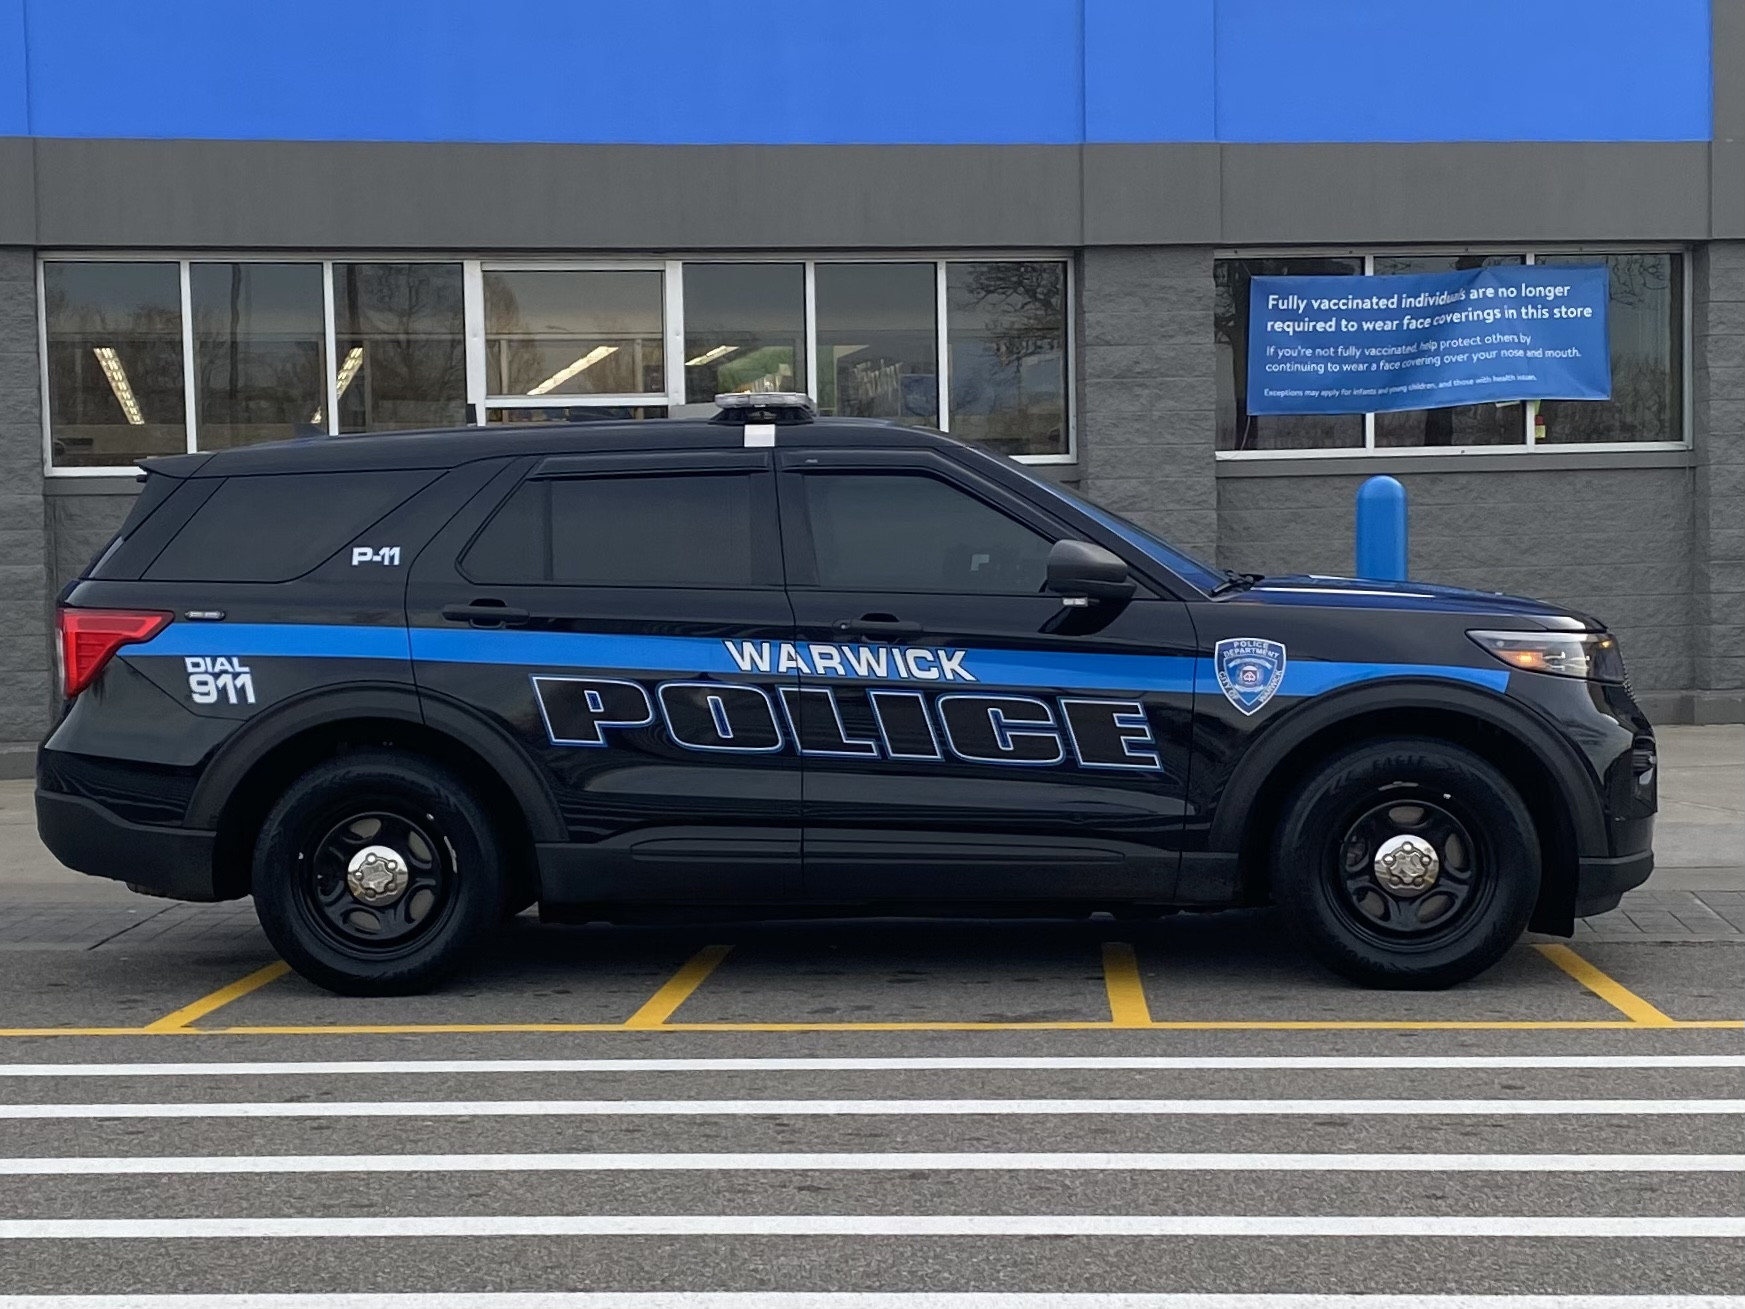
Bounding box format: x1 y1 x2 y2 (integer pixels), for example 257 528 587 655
42 254 1075 471
947 261 1068 458
815 263 938 426
42 262 188 468
1215 251 1686 455
1216 257 1365 452
682 263 805 402
191 262 326 450
1371 255 1524 449
1536 253 1682 445
483 269 664 401
332 263 466 432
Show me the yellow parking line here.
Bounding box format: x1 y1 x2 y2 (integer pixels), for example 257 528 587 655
142 961 293 1033
1101 942 1154 1027
622 944 734 1028
1534 943 1679 1026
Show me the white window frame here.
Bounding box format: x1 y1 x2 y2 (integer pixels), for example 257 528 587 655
39 250 1078 475
1213 243 1693 460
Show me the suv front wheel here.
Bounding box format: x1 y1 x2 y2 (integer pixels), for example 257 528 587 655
252 750 505 996
1273 737 1540 989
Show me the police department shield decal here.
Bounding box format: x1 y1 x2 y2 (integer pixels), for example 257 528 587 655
1215 637 1287 716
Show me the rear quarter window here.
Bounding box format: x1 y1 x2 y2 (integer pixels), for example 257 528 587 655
145 471 436 583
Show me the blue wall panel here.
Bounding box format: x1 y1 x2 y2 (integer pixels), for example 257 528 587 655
1214 0 1712 143
0 0 27 136
1084 0 1217 142
5 0 1716 145
18 0 1085 145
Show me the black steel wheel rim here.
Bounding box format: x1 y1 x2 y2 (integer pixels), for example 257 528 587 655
296 804 457 957
1322 785 1495 950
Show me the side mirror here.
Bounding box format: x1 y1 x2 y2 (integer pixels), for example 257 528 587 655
1045 538 1135 604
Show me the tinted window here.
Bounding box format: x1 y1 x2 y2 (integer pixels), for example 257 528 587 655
465 474 759 588
146 471 433 582
800 473 1052 593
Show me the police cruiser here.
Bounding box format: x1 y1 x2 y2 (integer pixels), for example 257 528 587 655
37 394 1657 995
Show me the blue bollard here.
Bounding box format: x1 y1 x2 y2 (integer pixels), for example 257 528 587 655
1355 475 1408 581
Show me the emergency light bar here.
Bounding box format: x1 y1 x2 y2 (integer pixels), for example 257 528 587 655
712 392 816 425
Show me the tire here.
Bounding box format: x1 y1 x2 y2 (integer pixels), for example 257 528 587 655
252 750 506 996
1272 737 1540 989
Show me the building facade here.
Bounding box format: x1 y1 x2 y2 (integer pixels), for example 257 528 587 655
1 0 1739 772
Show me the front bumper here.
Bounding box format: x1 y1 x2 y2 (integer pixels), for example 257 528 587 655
1573 846 1654 919
35 789 221 901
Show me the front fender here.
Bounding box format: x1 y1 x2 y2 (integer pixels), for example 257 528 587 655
1204 677 1609 860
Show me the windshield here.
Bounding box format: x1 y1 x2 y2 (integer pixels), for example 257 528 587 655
1026 478 1224 593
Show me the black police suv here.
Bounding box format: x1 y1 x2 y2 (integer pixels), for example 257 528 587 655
37 393 1656 995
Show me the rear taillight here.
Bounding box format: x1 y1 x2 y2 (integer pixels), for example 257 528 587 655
56 608 171 698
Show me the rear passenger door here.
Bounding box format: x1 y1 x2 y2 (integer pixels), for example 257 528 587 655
406 451 799 904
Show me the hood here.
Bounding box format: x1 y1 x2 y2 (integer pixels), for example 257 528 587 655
1227 574 1601 629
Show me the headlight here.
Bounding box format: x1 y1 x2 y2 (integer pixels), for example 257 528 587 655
1467 630 1626 683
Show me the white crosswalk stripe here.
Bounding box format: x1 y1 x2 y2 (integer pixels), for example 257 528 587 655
0 1052 1736 1297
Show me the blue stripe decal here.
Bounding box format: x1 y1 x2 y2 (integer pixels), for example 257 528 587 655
122 623 1508 697
1198 660 1511 698
127 623 411 661
409 628 742 674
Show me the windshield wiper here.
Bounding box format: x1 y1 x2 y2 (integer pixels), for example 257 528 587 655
1209 569 1263 596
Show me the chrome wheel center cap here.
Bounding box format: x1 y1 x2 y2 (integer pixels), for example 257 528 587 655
346 845 410 905
1373 834 1440 897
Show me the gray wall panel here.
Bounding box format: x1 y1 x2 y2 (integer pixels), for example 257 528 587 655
32 140 1086 251
47 493 129 597
1079 247 1219 564
1716 0 1744 238
0 249 54 744
1220 143 1713 246
0 139 33 245
20 138 1725 251
1081 144 1220 246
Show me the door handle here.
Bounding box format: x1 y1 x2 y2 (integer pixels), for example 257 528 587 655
441 601 530 627
834 614 923 637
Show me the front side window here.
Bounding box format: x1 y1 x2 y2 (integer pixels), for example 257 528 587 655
43 262 187 468
464 473 759 588
483 269 664 399
333 263 466 432
799 472 1053 594
191 262 326 450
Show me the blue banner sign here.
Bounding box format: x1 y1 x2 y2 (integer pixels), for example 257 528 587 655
1247 265 1611 415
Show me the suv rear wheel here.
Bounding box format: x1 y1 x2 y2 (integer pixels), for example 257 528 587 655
252 750 505 996
1273 737 1540 989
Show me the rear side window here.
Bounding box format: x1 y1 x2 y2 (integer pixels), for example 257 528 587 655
145 471 434 583
464 473 759 588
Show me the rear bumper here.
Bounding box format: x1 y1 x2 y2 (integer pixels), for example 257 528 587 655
1572 848 1654 919
34 789 221 902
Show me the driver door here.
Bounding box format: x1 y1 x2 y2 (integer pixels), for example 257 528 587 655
776 447 1198 904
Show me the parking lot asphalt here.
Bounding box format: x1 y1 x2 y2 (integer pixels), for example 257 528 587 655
0 728 1737 1303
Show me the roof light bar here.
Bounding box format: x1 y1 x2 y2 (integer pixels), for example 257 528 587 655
712 391 816 426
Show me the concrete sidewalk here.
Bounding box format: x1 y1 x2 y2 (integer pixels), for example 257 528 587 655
0 727 1739 944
